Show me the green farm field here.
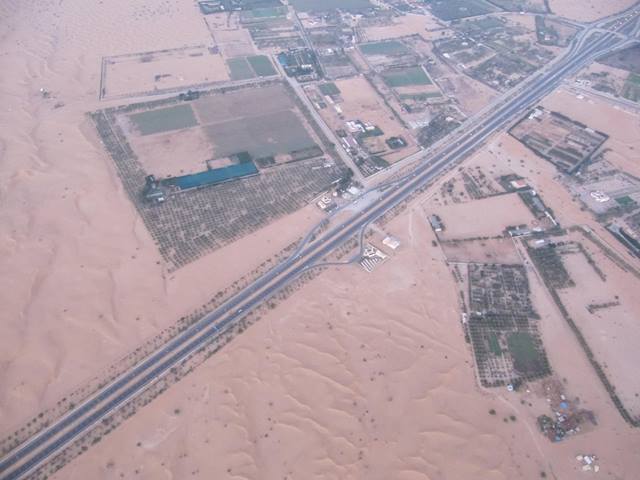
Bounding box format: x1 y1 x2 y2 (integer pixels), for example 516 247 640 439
129 104 198 136
382 66 432 87
360 40 410 56
290 0 372 12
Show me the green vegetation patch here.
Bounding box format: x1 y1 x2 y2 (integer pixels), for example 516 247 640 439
242 5 287 18
359 125 384 138
129 104 198 136
425 0 499 21
289 0 372 12
247 55 277 76
598 44 640 75
621 74 640 102
227 57 256 80
488 333 502 356
399 92 443 100
507 332 547 376
318 82 341 96
460 16 505 32
203 109 317 158
615 196 636 207
628 73 640 85
382 66 432 87
360 40 410 56
489 0 548 13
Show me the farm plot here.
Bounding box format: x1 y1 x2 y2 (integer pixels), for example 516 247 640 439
192 84 293 123
289 0 373 13
227 57 255 80
128 104 199 136
203 110 317 159
598 44 640 75
92 82 345 270
535 16 578 47
622 73 640 102
436 16 555 92
425 0 499 21
245 17 303 51
509 108 609 173
381 66 432 87
318 82 341 96
381 65 444 107
465 263 551 387
239 5 288 21
488 0 548 12
213 28 256 58
226 55 278 80
360 40 411 56
247 55 278 75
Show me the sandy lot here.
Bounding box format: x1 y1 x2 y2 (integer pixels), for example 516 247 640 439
549 0 636 22
444 74 498 115
440 237 522 264
429 193 536 239
214 28 256 58
557 236 640 418
128 127 214 177
334 76 403 133
331 76 421 163
104 48 230 99
363 13 445 41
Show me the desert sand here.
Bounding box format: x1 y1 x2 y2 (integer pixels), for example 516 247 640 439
0 0 320 432
57 202 640 480
2 0 640 478
549 0 636 22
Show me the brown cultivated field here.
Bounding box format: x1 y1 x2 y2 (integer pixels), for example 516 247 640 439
213 27 256 58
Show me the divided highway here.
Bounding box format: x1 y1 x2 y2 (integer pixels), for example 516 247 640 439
1 10 638 480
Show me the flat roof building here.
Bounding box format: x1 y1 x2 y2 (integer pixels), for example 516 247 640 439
429 214 444 232
383 236 401 250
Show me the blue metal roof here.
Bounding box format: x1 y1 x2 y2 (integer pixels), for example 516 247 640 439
162 161 258 190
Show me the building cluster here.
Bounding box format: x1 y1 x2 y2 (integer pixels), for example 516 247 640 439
277 48 321 81
198 0 281 14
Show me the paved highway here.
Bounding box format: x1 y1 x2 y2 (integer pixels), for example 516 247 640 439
1 9 638 480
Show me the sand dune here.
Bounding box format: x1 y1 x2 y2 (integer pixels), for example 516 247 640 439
57 209 640 479
0 0 318 432
58 211 539 479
